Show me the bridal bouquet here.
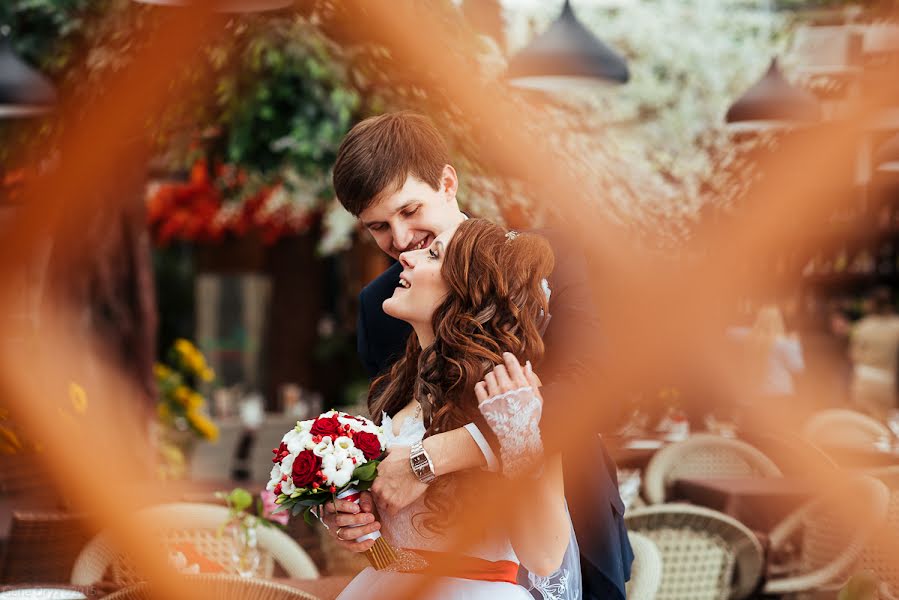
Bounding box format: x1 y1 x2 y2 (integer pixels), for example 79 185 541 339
266 410 396 568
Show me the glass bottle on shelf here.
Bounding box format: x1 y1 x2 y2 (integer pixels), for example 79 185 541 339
834 246 848 273
850 249 875 274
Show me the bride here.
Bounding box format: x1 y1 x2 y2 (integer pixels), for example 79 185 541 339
334 218 578 600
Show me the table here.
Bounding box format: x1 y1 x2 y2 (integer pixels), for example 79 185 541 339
605 436 667 470
671 476 813 533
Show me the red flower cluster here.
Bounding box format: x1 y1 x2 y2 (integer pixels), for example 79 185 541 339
146 159 317 246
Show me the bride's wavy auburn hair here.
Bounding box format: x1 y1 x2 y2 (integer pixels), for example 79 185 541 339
369 218 554 533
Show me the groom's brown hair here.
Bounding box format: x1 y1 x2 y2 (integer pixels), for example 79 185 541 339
332 111 450 216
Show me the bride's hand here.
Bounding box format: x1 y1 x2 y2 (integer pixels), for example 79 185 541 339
320 491 381 553
475 352 545 478
474 352 543 407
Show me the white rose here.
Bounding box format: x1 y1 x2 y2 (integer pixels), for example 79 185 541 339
321 465 338 485
332 448 349 466
334 436 355 452
313 438 334 457
321 453 337 470
297 419 314 432
279 453 296 476
268 465 280 485
331 462 355 487
283 429 306 454
266 466 280 491
348 446 365 464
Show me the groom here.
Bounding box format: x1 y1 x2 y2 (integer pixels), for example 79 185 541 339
325 112 632 600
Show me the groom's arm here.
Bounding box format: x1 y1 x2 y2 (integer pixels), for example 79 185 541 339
370 424 498 513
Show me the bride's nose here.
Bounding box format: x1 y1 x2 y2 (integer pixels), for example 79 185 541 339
399 251 415 269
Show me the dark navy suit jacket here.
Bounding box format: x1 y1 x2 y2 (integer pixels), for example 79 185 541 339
357 229 633 600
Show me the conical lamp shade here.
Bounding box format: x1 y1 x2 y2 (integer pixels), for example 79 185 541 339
506 0 629 91
132 0 292 12
0 38 56 118
726 58 819 124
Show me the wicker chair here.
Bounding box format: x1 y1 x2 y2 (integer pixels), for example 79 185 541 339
0 510 96 584
625 531 663 600
625 504 764 600
858 467 899 600
642 434 782 505
802 409 891 447
763 474 890 597
102 574 320 600
70 502 319 585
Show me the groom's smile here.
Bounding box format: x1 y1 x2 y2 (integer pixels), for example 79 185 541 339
397 234 433 254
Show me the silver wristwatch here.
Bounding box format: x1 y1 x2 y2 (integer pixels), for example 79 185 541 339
409 440 437 484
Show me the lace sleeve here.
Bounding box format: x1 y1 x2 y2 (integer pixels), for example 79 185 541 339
478 386 544 478
525 510 582 600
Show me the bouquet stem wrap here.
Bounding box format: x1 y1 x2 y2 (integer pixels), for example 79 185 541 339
338 487 397 570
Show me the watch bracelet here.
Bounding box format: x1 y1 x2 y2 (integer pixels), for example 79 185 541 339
409 440 437 484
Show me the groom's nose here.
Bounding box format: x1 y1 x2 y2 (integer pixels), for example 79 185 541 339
391 223 414 252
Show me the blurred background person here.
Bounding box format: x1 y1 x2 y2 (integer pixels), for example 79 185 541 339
729 304 805 428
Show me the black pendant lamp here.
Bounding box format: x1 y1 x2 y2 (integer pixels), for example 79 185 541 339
506 0 629 92
726 58 820 124
0 26 56 119
132 0 292 12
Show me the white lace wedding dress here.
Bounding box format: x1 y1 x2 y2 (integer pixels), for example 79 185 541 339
336 408 581 600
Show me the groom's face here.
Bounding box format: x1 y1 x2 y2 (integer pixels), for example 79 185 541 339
358 167 465 261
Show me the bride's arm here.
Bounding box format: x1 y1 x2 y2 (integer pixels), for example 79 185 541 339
508 454 569 577
476 353 569 576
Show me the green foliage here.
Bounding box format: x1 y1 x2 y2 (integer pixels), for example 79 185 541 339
1 3 367 194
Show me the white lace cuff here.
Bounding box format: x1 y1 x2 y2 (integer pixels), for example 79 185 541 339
463 423 500 472
479 386 544 478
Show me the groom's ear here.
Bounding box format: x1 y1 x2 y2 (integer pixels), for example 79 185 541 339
440 164 459 200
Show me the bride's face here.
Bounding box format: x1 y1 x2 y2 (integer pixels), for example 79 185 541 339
382 224 459 326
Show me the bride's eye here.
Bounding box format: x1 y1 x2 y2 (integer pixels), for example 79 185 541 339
428 248 439 260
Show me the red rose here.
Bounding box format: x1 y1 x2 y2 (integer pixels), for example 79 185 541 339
311 415 342 437
354 431 383 461
291 450 321 488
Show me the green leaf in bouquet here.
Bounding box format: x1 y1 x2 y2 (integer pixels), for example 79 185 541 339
291 502 305 517
352 459 380 481
271 503 290 514
352 479 373 492
297 496 328 507
303 507 316 526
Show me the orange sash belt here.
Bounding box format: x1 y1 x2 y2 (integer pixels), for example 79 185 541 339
397 548 519 584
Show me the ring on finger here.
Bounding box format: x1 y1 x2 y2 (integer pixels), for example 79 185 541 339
335 526 347 541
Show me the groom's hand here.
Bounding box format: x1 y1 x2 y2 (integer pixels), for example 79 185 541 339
321 491 381 553
371 445 429 514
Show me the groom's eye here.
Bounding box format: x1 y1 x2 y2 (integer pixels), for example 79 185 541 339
401 206 420 218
